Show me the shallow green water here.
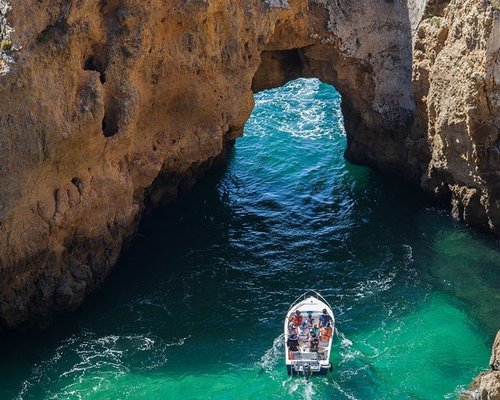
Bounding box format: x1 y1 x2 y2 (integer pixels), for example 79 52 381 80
1 79 499 400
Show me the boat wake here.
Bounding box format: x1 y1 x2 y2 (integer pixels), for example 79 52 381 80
287 379 316 400
258 334 323 400
259 333 284 380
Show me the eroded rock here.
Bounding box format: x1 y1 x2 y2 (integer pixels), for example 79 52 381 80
413 0 500 235
462 331 500 400
0 0 498 329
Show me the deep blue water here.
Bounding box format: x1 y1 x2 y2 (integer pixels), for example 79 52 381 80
0 78 499 400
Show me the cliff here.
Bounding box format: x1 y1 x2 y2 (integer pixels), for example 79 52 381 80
0 0 498 335
462 330 500 400
412 0 500 235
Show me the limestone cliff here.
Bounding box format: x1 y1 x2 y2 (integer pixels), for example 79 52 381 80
412 0 500 236
0 0 497 332
462 330 500 400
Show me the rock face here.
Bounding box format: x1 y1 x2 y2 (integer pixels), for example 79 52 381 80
463 331 500 400
412 0 500 236
0 0 497 329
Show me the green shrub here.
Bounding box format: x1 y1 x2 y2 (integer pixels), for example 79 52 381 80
428 16 442 28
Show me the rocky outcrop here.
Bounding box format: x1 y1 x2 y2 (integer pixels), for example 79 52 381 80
412 0 500 236
0 0 497 329
462 331 500 400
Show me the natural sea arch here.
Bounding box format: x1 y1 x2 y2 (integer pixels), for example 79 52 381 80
5 0 496 335
250 41 417 180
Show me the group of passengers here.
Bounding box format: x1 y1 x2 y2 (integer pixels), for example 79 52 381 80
286 309 333 356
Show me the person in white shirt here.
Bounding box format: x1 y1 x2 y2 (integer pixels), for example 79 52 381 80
298 321 310 344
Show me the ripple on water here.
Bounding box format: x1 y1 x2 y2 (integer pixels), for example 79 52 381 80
15 331 190 400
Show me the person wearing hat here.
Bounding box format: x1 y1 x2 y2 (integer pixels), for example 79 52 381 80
298 321 310 344
289 310 303 327
319 308 332 327
306 314 315 329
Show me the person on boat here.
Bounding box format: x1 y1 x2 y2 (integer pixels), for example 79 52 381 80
288 322 298 336
310 331 319 352
319 322 333 343
311 323 319 337
306 314 315 328
289 310 303 326
287 334 299 360
319 308 332 327
298 321 310 343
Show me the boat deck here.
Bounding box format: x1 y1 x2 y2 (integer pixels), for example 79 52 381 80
284 293 334 376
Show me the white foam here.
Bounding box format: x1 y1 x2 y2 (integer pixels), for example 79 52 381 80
259 333 284 379
247 78 345 141
15 331 190 399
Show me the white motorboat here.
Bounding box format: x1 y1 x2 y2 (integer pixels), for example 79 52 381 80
284 290 334 377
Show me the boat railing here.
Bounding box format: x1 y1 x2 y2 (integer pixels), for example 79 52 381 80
288 290 333 312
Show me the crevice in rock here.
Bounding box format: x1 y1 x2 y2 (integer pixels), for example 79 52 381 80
83 55 106 84
70 177 83 196
36 20 69 45
102 111 118 137
100 86 123 137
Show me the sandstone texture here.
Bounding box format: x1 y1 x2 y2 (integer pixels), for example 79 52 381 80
412 0 500 235
462 330 500 400
0 0 497 335
0 0 416 329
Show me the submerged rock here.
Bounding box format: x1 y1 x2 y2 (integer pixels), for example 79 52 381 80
0 0 498 329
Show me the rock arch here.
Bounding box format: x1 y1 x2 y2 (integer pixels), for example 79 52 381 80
0 0 497 329
251 1 415 177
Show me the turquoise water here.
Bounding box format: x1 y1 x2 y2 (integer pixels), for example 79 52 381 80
1 79 499 399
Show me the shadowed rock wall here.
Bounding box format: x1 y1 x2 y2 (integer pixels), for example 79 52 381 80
413 0 500 237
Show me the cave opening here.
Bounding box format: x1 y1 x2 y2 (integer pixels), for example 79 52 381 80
102 111 119 137
83 55 106 84
101 95 121 138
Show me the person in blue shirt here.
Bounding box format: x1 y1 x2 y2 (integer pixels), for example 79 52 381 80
306 314 315 328
311 323 319 337
319 308 332 327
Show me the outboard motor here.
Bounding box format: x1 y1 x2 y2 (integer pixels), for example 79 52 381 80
303 363 312 380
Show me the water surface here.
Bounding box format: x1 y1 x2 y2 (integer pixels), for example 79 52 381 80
1 79 499 400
